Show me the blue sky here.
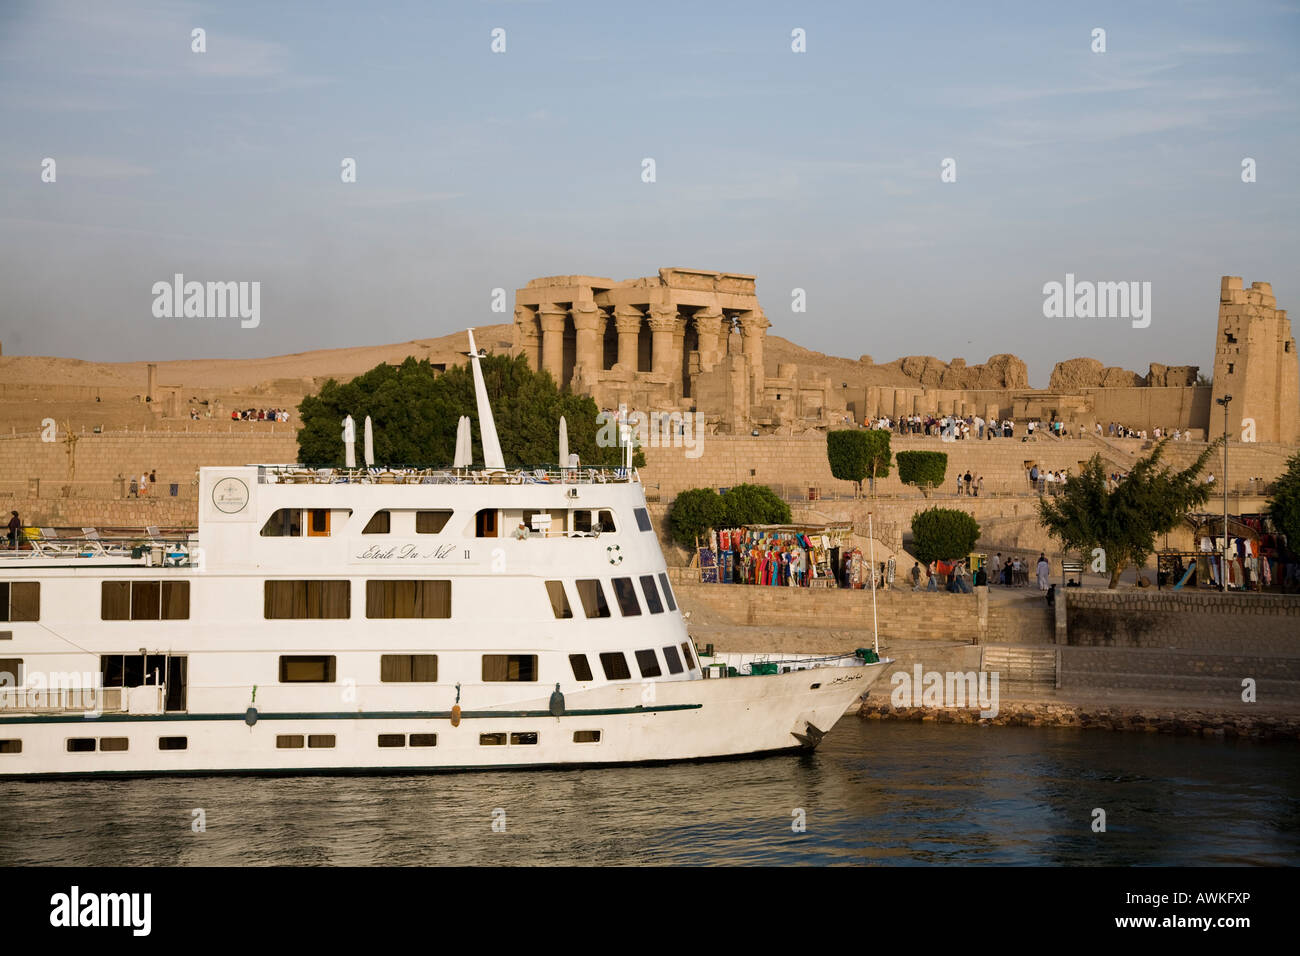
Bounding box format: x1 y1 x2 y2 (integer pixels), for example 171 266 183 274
1 0 1297 385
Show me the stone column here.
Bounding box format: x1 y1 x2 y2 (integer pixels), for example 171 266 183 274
739 308 769 398
693 307 724 372
513 305 540 371
538 305 568 385
613 307 643 371
570 305 603 376
648 306 679 377
147 363 158 403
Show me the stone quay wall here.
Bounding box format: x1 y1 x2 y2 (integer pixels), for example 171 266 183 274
1063 589 1300 654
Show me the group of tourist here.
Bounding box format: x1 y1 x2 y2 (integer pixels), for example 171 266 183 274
989 552 1052 590
127 469 158 497
873 414 1021 441
955 471 984 496
232 408 291 422
1104 421 1191 441
1027 464 1072 494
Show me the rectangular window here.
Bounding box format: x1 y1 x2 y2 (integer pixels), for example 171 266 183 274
131 580 161 620
573 510 592 534
658 573 677 612
276 735 305 749
634 649 662 678
510 732 538 746
0 658 22 686
308 735 335 749
100 581 188 620
161 582 190 620
680 642 695 670
415 510 452 534
639 575 664 614
101 581 130 620
99 737 129 752
475 509 498 538
479 732 507 746
573 730 601 743
575 579 611 619
66 738 96 753
378 734 406 748
0 740 21 754
0 582 40 622
662 645 684 674
597 510 616 533
599 652 630 681
482 654 538 682
279 656 337 683
409 733 438 747
380 654 438 682
611 577 641 616
545 581 573 619
568 654 593 682
158 736 188 751
264 580 351 619
308 509 330 536
366 580 451 619
362 511 391 534
634 508 653 532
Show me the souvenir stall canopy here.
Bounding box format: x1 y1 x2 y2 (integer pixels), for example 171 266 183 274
699 522 856 588
1183 514 1264 592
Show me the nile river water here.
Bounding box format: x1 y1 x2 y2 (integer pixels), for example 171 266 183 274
1 722 1296 866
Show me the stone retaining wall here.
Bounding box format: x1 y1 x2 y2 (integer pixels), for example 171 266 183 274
1064 589 1300 654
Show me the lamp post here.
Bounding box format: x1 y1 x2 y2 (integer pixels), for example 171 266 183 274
1215 395 1231 592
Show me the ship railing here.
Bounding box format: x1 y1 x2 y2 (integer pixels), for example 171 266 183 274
0 528 195 566
0 685 129 715
256 464 640 486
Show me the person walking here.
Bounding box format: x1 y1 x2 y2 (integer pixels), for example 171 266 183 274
964 471 973 496
910 562 922 591
139 469 149 497
7 511 20 550
1036 553 1051 591
976 475 984 497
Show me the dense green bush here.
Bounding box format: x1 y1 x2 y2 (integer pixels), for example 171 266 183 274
827 430 891 495
897 450 948 493
720 483 792 528
910 507 981 564
668 488 726 548
1269 452 1300 557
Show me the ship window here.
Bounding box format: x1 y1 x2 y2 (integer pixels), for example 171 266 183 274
569 654 593 682
99 737 129 752
575 579 611 618
378 733 405 748
482 654 538 682
366 580 451 619
158 736 188 751
0 658 22 686
308 509 330 536
598 510 615 532
410 733 437 747
680 642 696 670
662 645 684 674
599 652 631 681
510 732 538 746
658 573 677 611
573 730 601 743
276 735 305 749
380 654 438 682
573 510 592 534
611 578 641 616
479 732 507 746
100 581 190 621
0 740 21 754
264 580 351 619
363 511 391 534
639 575 664 614
475 509 499 537
66 738 96 753
100 654 178 694
0 582 40 622
416 510 452 534
279 655 337 683
261 509 303 537
634 507 652 532
634 649 661 678
308 735 335 749
545 581 573 619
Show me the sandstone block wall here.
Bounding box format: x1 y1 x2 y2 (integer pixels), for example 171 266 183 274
1064 590 1300 654
1058 646 1300 700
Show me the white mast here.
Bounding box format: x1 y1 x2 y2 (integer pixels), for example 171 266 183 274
867 511 880 656
466 329 505 470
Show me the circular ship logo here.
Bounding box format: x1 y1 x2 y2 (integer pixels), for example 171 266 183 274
212 477 249 514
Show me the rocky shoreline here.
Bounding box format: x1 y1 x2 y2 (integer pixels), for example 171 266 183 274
856 699 1300 740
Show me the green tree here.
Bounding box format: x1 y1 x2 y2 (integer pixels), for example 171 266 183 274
668 488 725 548
911 507 981 564
1037 438 1219 588
297 354 640 468
827 430 891 497
1267 451 1300 556
897 450 948 496
720 483 792 527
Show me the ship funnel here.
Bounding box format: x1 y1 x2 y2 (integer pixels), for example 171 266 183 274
363 415 375 468
466 329 505 470
342 415 356 469
453 415 472 469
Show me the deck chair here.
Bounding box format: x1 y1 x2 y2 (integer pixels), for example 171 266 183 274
80 528 110 556
36 528 80 556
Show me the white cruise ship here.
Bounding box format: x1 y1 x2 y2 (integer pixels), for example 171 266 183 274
0 336 886 777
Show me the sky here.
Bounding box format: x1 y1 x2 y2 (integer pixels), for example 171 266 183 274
1 0 1297 386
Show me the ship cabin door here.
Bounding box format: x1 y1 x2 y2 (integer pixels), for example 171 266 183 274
475 508 498 538
307 508 331 537
100 653 188 712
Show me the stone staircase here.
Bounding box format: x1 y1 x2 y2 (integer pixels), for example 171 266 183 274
982 644 1058 689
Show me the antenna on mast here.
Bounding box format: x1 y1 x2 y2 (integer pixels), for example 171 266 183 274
464 329 505 470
